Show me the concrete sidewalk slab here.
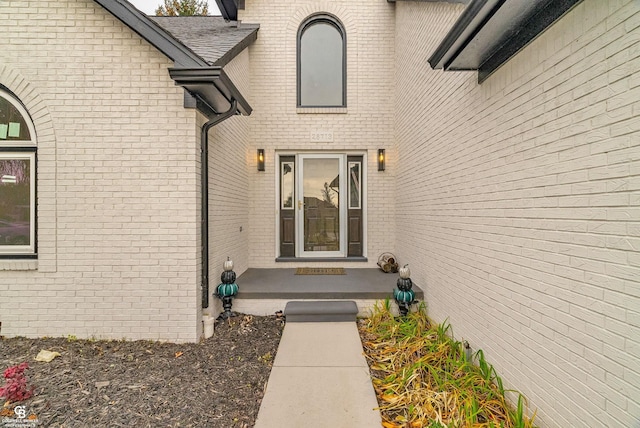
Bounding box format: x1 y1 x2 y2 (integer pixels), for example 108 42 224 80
273 322 369 368
254 322 381 428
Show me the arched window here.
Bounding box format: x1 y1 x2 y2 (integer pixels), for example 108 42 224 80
0 87 37 256
297 14 346 108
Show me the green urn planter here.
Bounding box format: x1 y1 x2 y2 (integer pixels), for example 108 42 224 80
393 264 415 316
215 257 239 320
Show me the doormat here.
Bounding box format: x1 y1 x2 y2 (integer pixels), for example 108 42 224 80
295 267 346 275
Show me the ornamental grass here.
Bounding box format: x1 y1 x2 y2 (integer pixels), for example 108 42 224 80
358 300 537 428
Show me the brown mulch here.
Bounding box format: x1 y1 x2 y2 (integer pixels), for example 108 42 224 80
0 314 283 428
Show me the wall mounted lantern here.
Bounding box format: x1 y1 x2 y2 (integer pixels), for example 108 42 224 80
378 149 385 171
257 149 265 171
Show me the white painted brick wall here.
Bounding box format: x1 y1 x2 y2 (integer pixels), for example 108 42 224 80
203 50 252 320
239 0 397 267
0 0 200 343
394 0 640 426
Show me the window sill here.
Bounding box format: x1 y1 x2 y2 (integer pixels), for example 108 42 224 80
0 259 38 271
296 107 348 114
276 256 367 263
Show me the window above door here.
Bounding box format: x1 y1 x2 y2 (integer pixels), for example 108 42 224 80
297 14 346 108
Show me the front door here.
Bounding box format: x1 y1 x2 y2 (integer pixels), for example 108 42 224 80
279 154 363 258
298 154 344 257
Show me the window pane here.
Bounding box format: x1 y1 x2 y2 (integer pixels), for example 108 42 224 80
349 162 361 209
300 22 343 106
303 157 340 252
281 162 294 209
0 97 31 141
0 157 32 247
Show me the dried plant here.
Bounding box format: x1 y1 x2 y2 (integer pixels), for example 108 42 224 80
359 301 537 428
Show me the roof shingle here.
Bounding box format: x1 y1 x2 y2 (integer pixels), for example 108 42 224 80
150 16 258 66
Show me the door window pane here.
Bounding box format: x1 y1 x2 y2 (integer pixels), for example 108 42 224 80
281 161 294 209
303 158 340 252
348 161 361 209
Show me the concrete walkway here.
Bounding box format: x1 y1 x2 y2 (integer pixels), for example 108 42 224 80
254 322 382 428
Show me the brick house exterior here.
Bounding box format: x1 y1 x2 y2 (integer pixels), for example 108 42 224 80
393 2 640 426
1 0 205 342
1 0 639 426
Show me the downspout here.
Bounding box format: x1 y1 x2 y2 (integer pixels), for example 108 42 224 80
201 99 238 308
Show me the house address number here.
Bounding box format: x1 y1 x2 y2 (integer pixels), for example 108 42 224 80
310 131 333 143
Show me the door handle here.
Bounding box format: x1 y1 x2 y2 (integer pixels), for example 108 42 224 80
298 200 303 210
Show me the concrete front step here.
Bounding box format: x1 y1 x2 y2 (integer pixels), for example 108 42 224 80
284 300 358 322
236 268 424 300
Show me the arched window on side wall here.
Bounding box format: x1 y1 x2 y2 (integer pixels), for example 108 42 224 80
297 14 346 108
0 87 37 257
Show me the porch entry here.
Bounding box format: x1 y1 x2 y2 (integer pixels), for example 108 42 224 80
279 154 363 258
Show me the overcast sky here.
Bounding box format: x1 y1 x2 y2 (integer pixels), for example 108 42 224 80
128 0 220 15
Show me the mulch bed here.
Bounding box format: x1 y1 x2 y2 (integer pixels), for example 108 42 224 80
0 314 283 428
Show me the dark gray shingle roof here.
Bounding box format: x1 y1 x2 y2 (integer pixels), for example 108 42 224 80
149 16 259 66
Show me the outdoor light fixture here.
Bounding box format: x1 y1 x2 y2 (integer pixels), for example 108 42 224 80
257 149 265 171
378 149 385 171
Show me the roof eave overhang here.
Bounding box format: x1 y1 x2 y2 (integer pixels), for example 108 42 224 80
168 67 252 117
389 0 470 3
428 0 583 83
215 0 238 21
94 0 252 118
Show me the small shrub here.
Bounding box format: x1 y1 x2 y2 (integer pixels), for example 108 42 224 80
0 362 34 402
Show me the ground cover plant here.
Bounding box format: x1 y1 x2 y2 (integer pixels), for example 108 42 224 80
0 362 34 402
0 314 283 427
358 300 537 428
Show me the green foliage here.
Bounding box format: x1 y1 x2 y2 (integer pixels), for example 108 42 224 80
155 0 209 16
